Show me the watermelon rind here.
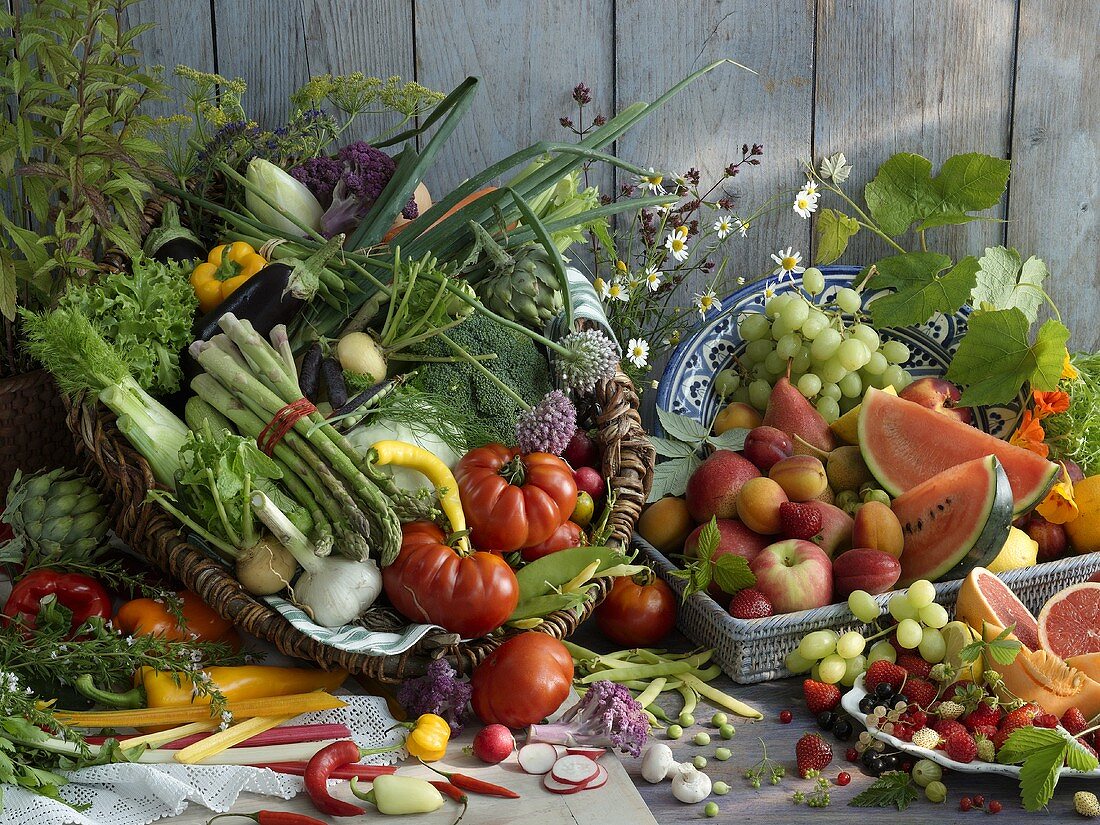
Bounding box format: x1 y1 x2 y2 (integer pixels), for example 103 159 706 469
893 456 1013 587
858 387 1059 515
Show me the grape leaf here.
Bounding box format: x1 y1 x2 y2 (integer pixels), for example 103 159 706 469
933 152 1011 212
712 554 755 595
947 309 1070 406
866 252 979 328
971 246 1048 323
647 454 702 502
863 153 940 235
656 406 709 442
916 212 991 231
849 771 918 810
815 208 860 265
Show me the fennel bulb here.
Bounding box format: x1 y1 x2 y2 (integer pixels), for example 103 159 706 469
245 158 324 236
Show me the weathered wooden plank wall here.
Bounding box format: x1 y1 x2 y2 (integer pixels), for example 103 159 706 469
127 0 1099 350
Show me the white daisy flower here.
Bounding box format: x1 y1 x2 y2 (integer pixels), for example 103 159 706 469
793 191 819 219
636 167 666 195
694 289 722 318
594 277 609 300
734 218 749 237
665 231 690 262
713 215 735 239
761 281 778 301
800 179 820 198
654 203 673 216
644 266 662 291
606 280 630 302
771 247 805 278
627 338 650 368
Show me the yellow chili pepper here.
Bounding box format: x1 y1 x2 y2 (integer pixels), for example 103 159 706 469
370 440 468 551
135 665 347 708
403 712 451 762
190 241 268 313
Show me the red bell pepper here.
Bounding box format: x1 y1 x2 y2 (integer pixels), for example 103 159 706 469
3 569 112 634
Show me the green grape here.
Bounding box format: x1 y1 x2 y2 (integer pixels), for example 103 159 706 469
882 364 907 391
810 327 842 361
836 287 862 313
776 332 803 360
836 631 867 659
837 338 871 371
841 654 867 687
907 580 936 609
781 294 810 326
897 369 914 390
847 589 882 623
838 371 863 398
752 363 772 381
791 347 813 375
819 653 847 684
919 627 947 663
850 324 881 352
810 662 821 681
863 351 888 376
764 293 791 319
739 313 771 342
770 315 799 340
748 379 772 411
801 311 829 340
785 650 815 674
919 602 949 629
881 340 910 364
764 351 787 376
745 339 774 364
896 618 923 649
714 369 741 397
797 373 822 399
867 640 897 665
803 267 825 295
815 395 841 423
731 386 751 405
820 382 842 400
798 629 839 660
889 592 918 621
819 359 848 384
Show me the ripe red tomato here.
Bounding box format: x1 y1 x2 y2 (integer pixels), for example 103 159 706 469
382 522 519 638
455 444 577 552
595 570 677 647
471 632 574 728
521 521 584 562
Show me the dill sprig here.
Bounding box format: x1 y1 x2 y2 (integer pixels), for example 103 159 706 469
368 385 495 453
1044 351 1100 476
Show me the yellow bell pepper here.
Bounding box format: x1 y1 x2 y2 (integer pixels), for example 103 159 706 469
403 712 451 762
370 440 467 551
190 241 268 313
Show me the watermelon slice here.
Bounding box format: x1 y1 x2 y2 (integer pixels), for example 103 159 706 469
858 388 1059 514
892 456 1013 587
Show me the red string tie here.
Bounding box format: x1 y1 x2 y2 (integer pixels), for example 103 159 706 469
257 398 316 455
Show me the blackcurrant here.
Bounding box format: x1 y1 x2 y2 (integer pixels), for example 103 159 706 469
865 756 884 776
858 695 876 714
879 753 900 772
817 711 837 731
875 683 894 700
832 718 854 740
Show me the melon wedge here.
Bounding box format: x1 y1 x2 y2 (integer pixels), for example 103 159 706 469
988 646 1100 720
955 567 1039 651
1037 582 1100 659
1067 653 1100 683
891 457 1012 587
858 388 1060 514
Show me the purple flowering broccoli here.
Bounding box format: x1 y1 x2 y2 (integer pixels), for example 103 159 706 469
395 658 472 735
527 680 649 757
515 390 578 455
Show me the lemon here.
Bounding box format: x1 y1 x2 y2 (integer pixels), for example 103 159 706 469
986 526 1038 573
942 621 982 682
831 385 896 445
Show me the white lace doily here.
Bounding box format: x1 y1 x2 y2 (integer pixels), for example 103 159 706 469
2 695 404 825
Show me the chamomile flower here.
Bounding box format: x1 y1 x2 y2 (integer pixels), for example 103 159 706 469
594 277 609 300
713 215 735 239
761 281 778 301
644 266 662 291
793 191 819 219
665 230 690 262
606 280 630 302
771 247 805 278
799 179 820 198
736 276 746 286
636 167 667 195
734 218 750 237
626 338 650 368
694 289 722 318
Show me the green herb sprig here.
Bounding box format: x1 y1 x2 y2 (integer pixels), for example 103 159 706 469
668 516 755 599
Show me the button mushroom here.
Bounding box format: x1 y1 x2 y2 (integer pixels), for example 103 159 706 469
640 743 679 783
671 763 712 803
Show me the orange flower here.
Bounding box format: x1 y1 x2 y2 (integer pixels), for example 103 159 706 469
1009 409 1049 458
1061 350 1079 381
1036 463 1079 524
1032 389 1070 419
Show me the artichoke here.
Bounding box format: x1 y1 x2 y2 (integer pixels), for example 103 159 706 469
1 468 109 565
469 222 563 328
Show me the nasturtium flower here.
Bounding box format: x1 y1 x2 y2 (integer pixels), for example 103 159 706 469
1036 463 1079 524
1032 389 1070 419
1061 350 1079 380
1009 409 1049 458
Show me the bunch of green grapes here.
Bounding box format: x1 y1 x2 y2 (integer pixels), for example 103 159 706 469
786 580 949 685
713 267 913 423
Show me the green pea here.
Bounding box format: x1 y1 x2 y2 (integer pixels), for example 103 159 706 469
713 781 730 796
666 724 683 740
693 755 707 769
719 723 736 739
714 747 731 761
711 712 728 727
679 712 696 727
704 802 719 818
693 732 711 746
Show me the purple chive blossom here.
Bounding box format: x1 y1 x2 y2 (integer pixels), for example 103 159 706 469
515 390 578 455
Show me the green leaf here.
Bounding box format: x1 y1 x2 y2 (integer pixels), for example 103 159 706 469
1017 737 1066 811
650 436 697 458
712 553 756 595
815 208 860 265
1066 735 1100 773
985 636 1023 665
916 212 984 231
656 406 710 442
863 153 940 235
0 249 16 321
971 246 1048 323
849 771 918 810
934 152 1011 213
647 454 702 503
947 310 1070 406
693 517 720 565
867 253 978 328
707 428 749 451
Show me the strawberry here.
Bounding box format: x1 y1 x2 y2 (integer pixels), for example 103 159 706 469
932 719 968 741
728 588 774 619
993 705 1040 750
970 724 998 741
795 733 833 777
1062 708 1089 736
935 700 965 720
901 678 937 709
865 660 906 694
944 731 978 763
975 735 996 763
803 679 841 715
961 702 1002 732
779 502 822 540
895 652 932 680
1078 737 1099 760
1034 712 1058 729
911 727 940 750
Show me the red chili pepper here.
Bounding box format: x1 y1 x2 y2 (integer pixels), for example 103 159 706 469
421 760 520 799
303 740 367 817
3 569 111 635
250 762 396 781
430 780 470 825
207 812 327 825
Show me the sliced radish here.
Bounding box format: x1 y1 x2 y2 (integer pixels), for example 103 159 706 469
551 754 600 786
585 764 609 789
518 742 559 775
566 746 606 761
553 744 568 758
543 773 588 794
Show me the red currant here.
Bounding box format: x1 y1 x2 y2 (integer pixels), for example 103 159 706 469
960 797 973 812
845 748 859 762
973 795 985 808
988 801 1002 814
836 772 851 786
779 710 793 724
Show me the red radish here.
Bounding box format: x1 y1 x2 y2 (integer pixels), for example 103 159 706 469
553 744 568 758
551 754 600 785
566 746 606 761
471 724 515 764
517 742 559 775
585 764 609 789
574 466 605 500
564 430 599 468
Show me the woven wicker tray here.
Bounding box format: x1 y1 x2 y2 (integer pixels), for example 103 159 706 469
638 535 1100 684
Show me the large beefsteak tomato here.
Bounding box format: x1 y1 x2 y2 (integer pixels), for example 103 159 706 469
382 522 519 639
471 632 574 727
454 444 577 552
595 569 677 647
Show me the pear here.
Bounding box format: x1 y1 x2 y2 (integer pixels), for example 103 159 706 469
762 375 838 454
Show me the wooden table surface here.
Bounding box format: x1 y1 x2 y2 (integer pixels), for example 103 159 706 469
158 626 1094 825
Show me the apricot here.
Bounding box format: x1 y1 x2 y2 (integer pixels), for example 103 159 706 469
713 401 762 434
852 501 904 559
637 496 694 554
735 477 788 535
769 455 828 502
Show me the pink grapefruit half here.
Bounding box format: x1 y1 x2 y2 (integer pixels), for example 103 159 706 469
954 567 1039 651
1037 582 1100 659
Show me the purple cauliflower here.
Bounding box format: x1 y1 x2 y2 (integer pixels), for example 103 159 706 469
515 390 578 455
527 680 649 757
395 658 473 735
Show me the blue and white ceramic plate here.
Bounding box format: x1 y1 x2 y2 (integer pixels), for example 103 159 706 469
656 265 1024 435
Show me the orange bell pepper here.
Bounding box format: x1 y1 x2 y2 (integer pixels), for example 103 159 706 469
115 591 240 650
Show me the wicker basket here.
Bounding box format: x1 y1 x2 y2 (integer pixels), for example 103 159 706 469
638 536 1100 684
0 369 78 493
